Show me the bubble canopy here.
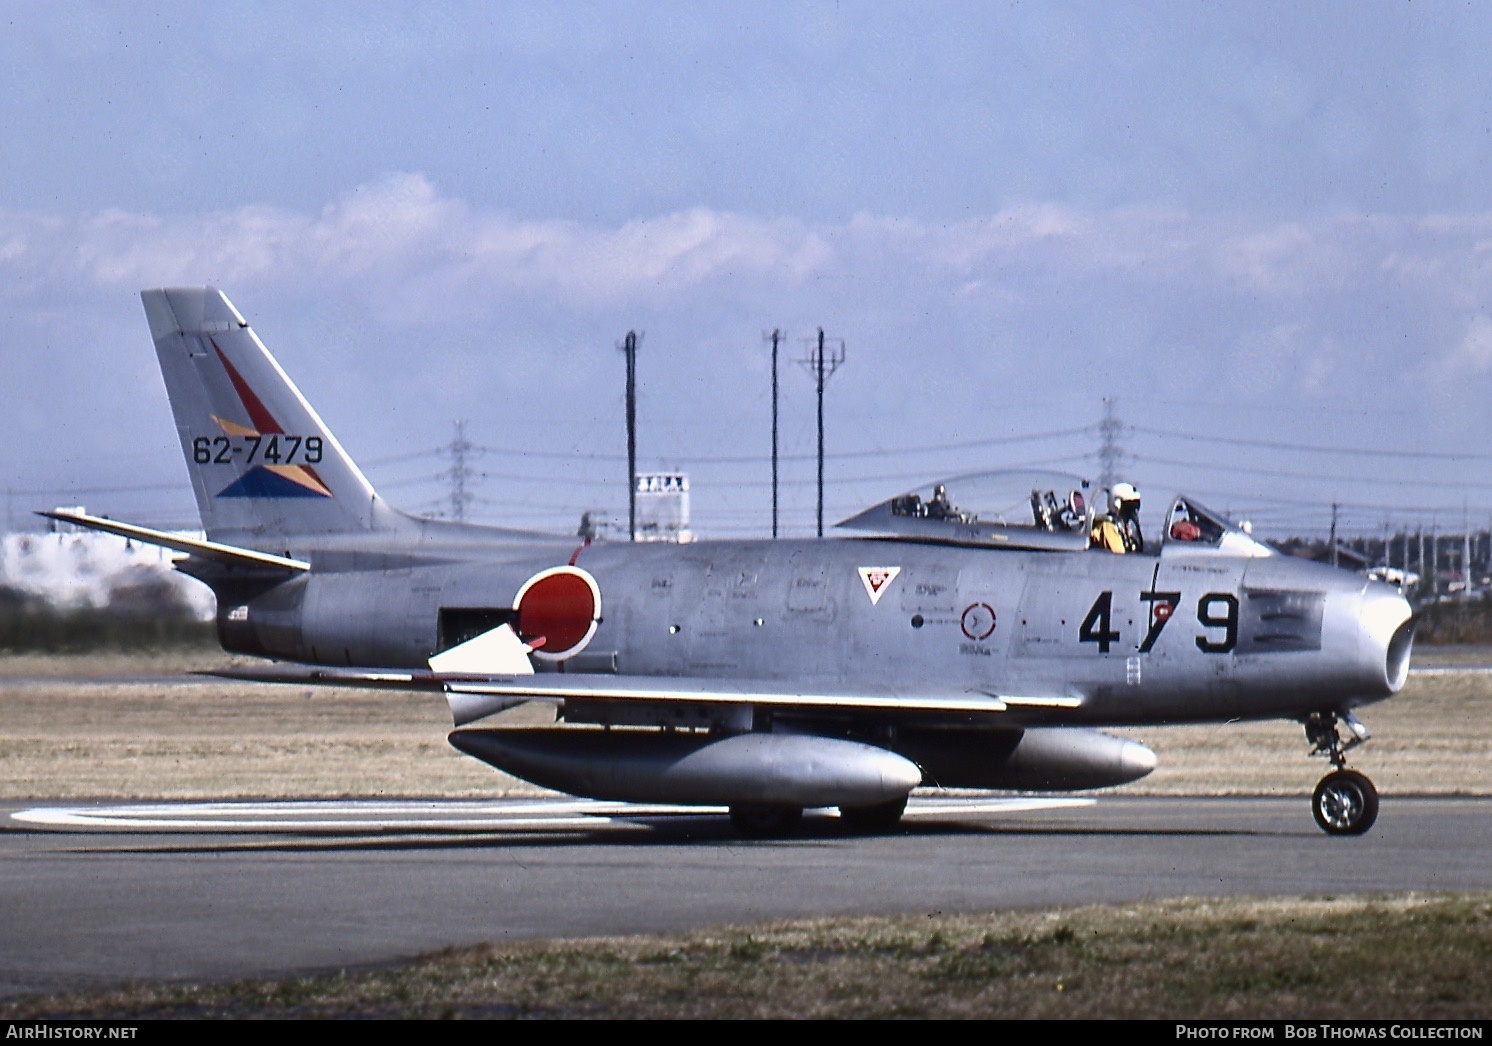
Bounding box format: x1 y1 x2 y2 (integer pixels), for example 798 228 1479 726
835 470 1096 551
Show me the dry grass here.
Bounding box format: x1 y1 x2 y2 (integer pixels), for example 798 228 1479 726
1 651 1487 800
0 652 542 799
5 894 1489 1019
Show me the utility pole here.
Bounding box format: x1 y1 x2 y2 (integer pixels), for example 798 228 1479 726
620 331 640 541
1329 503 1339 568
1418 528 1425 591
1464 504 1473 595
799 328 845 538
1431 523 1439 601
766 329 783 539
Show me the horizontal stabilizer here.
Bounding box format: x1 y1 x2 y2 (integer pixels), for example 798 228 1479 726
37 509 309 572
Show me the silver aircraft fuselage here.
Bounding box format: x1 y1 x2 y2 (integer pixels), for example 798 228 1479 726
209 520 1412 729
53 286 1416 836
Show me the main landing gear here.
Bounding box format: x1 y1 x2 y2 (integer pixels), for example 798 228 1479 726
1303 711 1379 836
728 797 910 838
728 804 804 838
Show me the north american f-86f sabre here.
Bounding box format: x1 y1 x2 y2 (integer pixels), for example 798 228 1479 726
49 287 1415 837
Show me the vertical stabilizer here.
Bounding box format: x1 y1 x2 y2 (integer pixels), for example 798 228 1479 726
144 287 395 544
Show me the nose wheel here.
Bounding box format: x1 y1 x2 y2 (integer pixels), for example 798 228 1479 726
1312 769 1379 835
1303 712 1379 835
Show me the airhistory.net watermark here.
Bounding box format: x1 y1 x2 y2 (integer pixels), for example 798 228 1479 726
5 1027 138 1039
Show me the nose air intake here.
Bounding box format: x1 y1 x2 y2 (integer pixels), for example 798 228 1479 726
1362 584 1415 694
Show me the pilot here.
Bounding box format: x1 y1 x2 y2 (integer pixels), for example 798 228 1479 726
1093 482 1145 553
1170 504 1202 542
927 484 954 520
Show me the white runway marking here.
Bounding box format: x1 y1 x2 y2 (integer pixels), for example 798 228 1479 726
1409 665 1492 675
9 796 1094 833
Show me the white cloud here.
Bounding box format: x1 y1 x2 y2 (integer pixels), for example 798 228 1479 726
9 181 1492 510
1450 313 1492 372
12 179 1492 326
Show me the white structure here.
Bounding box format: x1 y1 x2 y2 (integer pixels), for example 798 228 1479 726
635 472 693 543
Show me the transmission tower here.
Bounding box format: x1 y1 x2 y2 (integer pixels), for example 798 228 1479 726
1097 397 1125 502
798 328 846 538
441 420 478 522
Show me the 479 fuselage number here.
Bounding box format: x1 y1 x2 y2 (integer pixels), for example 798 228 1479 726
1079 589 1238 654
193 435 323 465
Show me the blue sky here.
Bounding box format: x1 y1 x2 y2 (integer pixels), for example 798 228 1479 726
6 1 1492 547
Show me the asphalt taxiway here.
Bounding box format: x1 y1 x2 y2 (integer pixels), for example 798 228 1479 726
2 794 1489 1002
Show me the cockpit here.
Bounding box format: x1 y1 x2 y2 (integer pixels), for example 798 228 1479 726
836 470 1276 558
1162 495 1274 557
836 470 1097 551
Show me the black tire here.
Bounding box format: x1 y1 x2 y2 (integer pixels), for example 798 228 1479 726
838 797 908 834
1312 769 1379 835
728 804 804 838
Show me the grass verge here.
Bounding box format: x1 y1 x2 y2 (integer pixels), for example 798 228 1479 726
4 894 1488 1019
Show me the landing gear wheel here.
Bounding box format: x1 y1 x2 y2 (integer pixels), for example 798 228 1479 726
838 797 908 834
729 804 804 838
1312 769 1379 836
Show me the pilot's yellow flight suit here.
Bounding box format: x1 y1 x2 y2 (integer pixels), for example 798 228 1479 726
1091 517 1127 553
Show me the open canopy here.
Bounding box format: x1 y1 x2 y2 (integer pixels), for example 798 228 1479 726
836 470 1277 557
835 470 1096 551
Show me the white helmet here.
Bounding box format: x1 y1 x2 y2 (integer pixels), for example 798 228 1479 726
1111 482 1139 510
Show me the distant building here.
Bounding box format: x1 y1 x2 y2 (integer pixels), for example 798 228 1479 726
634 472 693 543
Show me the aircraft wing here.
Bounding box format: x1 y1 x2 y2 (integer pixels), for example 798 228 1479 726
37 510 309 572
206 663 1083 726
441 676 1083 726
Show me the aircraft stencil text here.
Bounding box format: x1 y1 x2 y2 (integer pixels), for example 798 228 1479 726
193 434 323 465
1080 590 1238 654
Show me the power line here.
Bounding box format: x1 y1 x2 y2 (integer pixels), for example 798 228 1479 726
1132 424 1492 462
1135 453 1492 492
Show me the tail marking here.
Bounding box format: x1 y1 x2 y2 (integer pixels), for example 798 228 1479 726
207 340 332 500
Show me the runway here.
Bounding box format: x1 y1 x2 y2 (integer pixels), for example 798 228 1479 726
7 794 1091 832
2 794 1488 1002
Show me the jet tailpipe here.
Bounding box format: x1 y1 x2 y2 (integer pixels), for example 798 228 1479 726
449 728 921 808
901 726 1157 791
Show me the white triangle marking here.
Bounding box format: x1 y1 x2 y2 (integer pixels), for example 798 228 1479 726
858 565 901 606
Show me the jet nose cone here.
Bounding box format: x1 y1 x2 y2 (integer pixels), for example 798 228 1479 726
1120 740 1158 783
1361 583 1415 693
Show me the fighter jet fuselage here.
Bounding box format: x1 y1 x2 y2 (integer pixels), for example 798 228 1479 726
205 530 1409 728
48 287 1414 837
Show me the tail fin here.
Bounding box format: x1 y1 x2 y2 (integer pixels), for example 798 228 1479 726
144 287 396 544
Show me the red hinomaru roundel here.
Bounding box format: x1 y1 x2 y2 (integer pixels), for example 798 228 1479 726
513 566 602 661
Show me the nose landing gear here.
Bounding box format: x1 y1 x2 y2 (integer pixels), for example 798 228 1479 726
1304 712 1379 835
